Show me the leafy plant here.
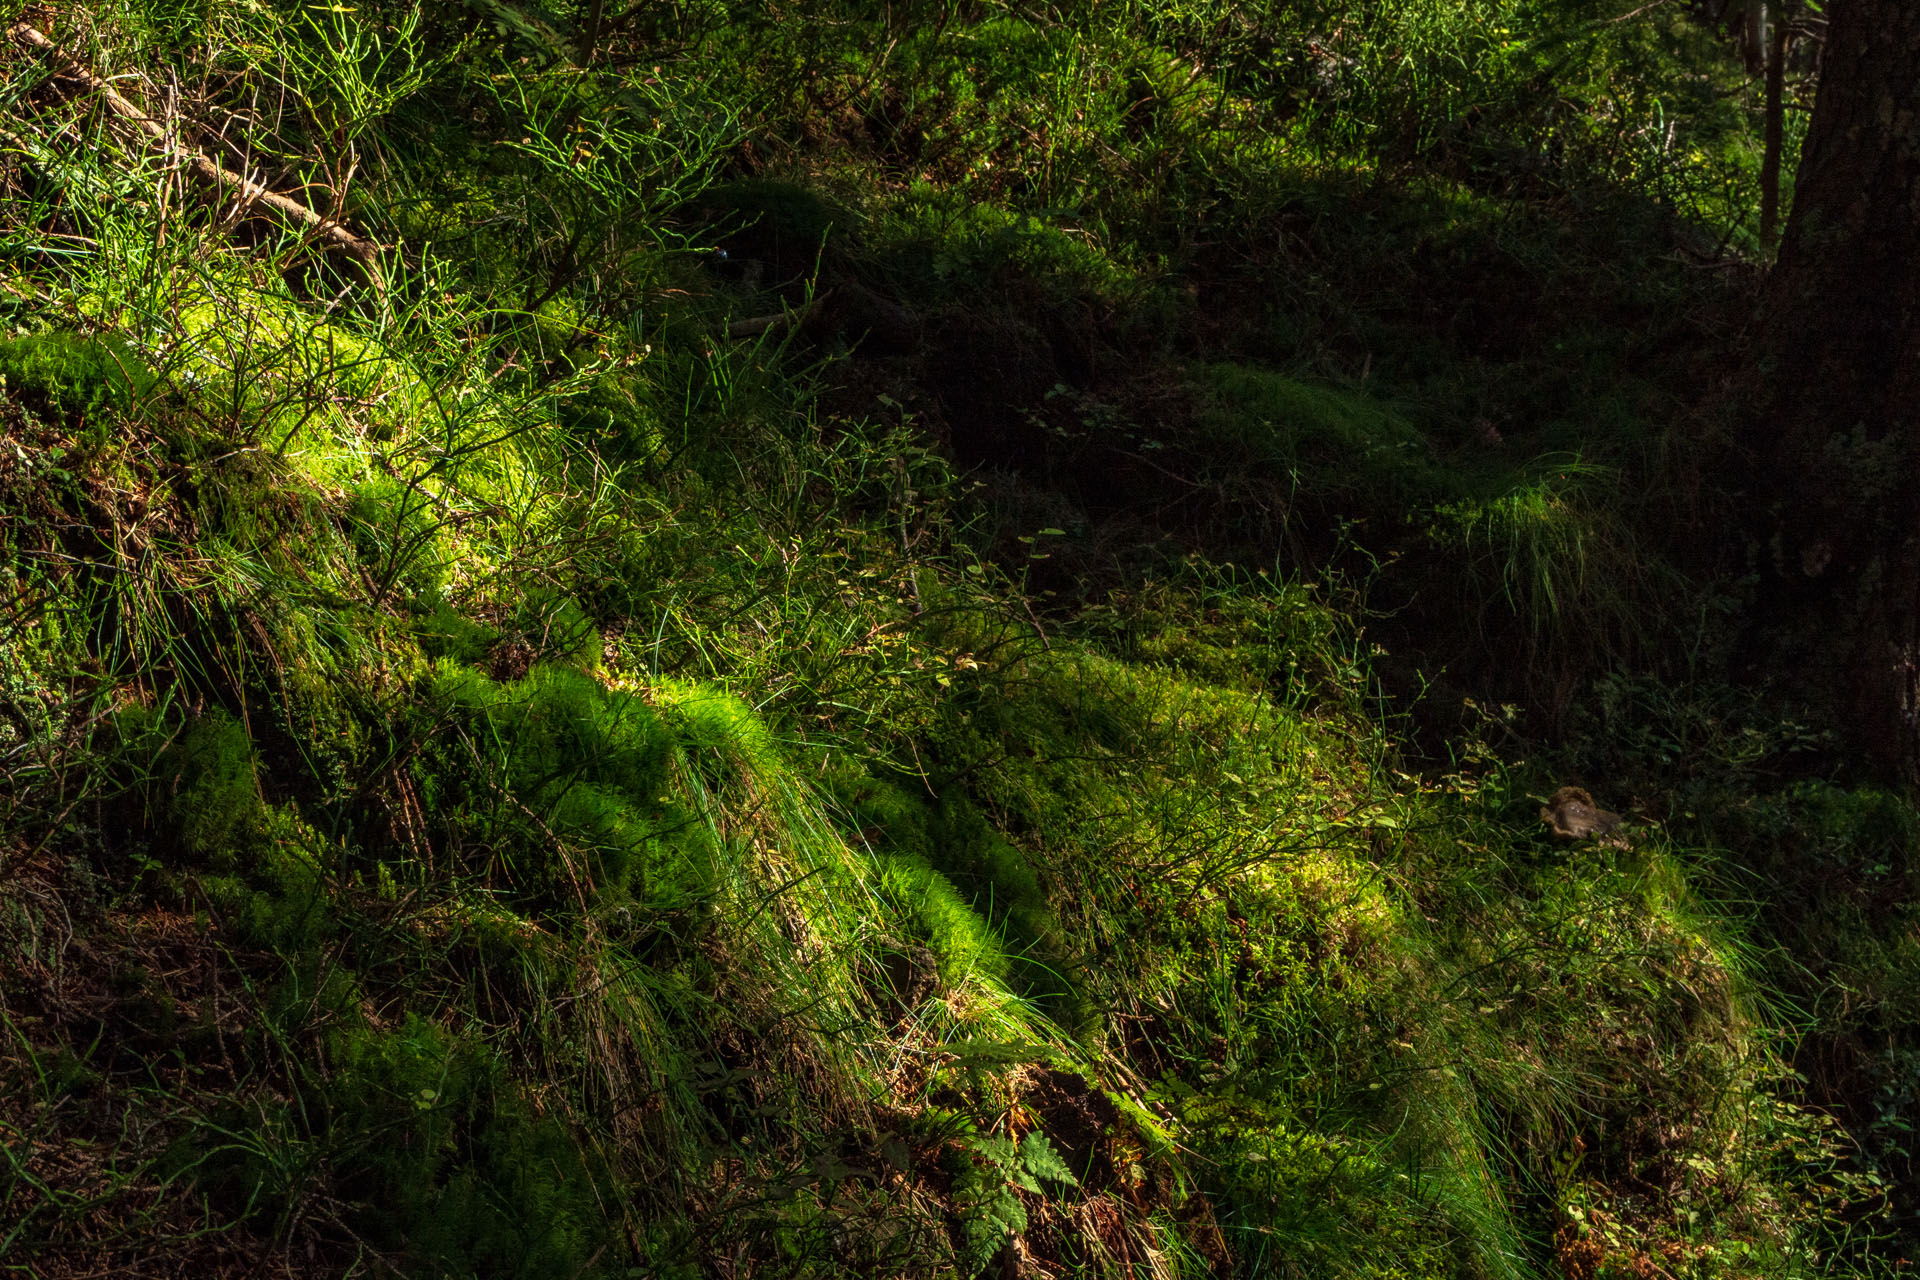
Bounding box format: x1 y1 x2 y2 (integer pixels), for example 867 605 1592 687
955 1130 1079 1270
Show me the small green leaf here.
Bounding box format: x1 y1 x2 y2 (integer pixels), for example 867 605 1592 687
962 1192 1026 1269
971 1134 1017 1171
1018 1131 1079 1188
946 1039 1049 1067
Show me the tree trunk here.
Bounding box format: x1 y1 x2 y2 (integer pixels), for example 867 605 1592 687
1742 0 1768 76
1755 0 1920 783
1756 13 1787 252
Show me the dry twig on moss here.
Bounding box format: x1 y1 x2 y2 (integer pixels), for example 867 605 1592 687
6 21 385 276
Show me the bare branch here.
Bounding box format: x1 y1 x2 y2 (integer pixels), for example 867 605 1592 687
7 21 386 276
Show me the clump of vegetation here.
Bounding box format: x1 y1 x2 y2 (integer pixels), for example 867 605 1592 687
1 0 1912 1277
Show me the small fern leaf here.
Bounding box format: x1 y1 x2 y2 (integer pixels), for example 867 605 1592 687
1019 1131 1079 1188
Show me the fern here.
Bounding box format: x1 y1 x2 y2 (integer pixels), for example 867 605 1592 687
955 1131 1079 1271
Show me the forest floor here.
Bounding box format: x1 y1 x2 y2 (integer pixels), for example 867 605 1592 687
1 1 1916 1277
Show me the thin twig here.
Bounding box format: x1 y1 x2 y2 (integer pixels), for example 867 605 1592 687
1604 0 1677 24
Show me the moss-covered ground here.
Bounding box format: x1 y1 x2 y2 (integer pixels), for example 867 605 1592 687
1 1 1915 1277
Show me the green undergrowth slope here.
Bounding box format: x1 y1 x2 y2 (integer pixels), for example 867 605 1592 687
0 322 1868 1277
2 0 1915 1278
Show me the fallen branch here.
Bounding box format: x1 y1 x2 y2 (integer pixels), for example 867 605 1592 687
725 291 828 340
7 21 385 273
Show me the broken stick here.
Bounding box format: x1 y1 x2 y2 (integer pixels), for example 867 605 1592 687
7 21 385 273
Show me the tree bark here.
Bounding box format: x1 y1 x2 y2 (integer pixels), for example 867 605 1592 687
1742 0 1769 76
1756 12 1788 252
1754 0 1920 782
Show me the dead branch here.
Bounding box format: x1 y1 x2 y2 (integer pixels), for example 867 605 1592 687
726 292 828 340
6 21 385 274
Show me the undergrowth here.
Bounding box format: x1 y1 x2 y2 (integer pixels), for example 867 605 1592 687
0 0 1911 1277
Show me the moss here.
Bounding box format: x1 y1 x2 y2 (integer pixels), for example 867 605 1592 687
417 600 500 664
6 3 1909 1273
0 329 153 428
162 712 265 866
345 473 452 602
512 593 603 669
927 790 1091 1026
419 663 680 904
559 369 667 463
1180 1091 1459 1280
184 1013 624 1279
658 683 786 780
886 848 1010 986
1194 363 1458 513
340 1018 621 1277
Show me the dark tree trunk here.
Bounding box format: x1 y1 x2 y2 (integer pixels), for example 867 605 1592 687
1754 0 1920 783
1741 0 1768 76
1756 12 1787 251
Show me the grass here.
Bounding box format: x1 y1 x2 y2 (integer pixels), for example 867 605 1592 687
0 0 1914 1275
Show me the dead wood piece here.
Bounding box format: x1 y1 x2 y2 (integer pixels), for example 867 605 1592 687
1540 786 1623 841
7 22 384 273
726 291 828 339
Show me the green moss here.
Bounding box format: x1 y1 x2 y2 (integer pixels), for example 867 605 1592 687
5 2 1906 1273
0 329 153 427
185 1013 623 1279
1181 1092 1459 1280
421 663 679 903
515 593 604 669
1423 459 1642 645
343 1017 621 1277
1194 363 1457 512
161 713 265 865
344 474 452 601
416 601 500 664
560 369 666 463
927 790 1091 1026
